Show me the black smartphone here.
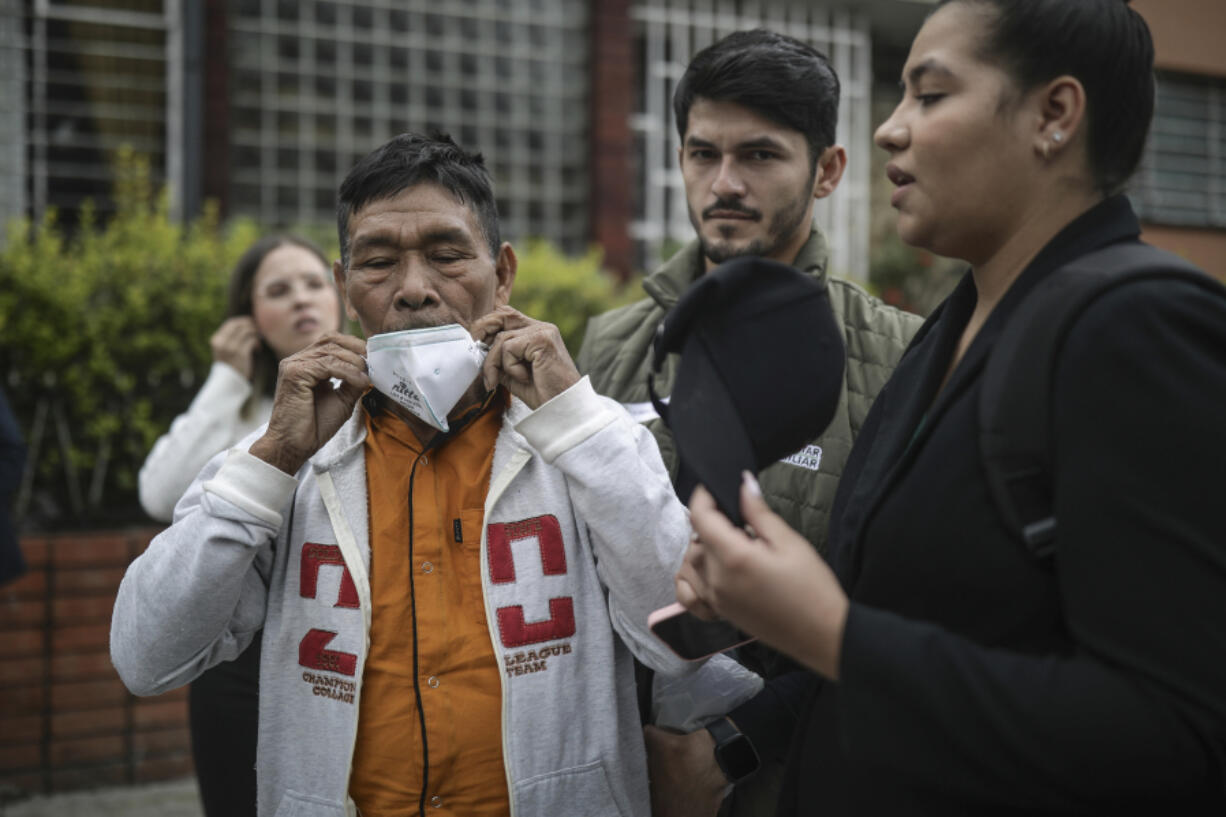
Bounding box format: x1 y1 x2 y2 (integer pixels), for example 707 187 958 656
647 602 756 661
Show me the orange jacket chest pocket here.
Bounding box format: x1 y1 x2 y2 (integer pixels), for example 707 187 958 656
455 507 488 628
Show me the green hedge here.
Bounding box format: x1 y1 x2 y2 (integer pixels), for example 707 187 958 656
509 239 640 354
0 152 639 529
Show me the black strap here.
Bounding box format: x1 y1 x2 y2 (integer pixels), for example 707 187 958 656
979 242 1215 560
635 658 654 726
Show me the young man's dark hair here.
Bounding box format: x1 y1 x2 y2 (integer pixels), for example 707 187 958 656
672 29 841 174
336 132 501 265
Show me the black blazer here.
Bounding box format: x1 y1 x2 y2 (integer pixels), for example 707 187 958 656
779 197 1226 815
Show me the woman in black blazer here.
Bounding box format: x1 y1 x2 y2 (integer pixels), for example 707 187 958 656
677 1 1226 814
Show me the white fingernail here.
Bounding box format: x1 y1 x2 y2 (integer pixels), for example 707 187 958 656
742 471 761 497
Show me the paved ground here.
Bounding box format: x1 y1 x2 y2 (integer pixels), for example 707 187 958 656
1 777 203 817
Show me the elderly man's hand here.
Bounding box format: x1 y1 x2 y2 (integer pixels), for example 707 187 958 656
248 333 369 475
471 306 581 409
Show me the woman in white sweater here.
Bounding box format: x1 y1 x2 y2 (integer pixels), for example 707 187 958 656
138 234 341 817
139 235 342 521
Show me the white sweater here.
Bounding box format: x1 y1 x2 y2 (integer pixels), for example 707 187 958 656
138 361 272 523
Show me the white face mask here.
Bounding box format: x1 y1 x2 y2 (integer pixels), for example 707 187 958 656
366 324 489 432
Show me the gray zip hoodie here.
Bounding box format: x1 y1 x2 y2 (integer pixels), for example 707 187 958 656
111 378 760 817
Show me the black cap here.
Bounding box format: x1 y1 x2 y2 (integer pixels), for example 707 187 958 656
649 257 845 526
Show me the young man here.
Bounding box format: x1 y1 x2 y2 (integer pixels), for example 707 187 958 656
111 133 758 817
577 29 925 817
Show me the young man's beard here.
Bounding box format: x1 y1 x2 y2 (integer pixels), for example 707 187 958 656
692 186 813 267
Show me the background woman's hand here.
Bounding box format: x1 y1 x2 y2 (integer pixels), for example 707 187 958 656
678 474 850 680
210 316 262 380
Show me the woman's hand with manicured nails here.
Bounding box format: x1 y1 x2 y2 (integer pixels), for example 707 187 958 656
678 472 850 680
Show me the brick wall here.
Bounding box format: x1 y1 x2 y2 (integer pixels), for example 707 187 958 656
0 528 192 801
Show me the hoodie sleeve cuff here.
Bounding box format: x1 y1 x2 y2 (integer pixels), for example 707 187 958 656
202 448 298 528
514 376 618 463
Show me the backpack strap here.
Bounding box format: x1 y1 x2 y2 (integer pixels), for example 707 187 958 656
979 242 1216 561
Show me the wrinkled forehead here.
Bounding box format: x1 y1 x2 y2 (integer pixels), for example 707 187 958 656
348 183 487 252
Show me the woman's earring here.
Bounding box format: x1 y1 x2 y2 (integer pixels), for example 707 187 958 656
1052 131 1063 143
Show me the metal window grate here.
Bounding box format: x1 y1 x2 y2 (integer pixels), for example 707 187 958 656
629 0 872 282
0 0 26 233
1132 72 1226 229
226 0 591 251
22 0 172 228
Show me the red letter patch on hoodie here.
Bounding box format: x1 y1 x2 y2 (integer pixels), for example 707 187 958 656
487 515 576 647
298 543 359 676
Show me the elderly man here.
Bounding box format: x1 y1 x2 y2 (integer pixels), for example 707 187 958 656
111 132 756 817
577 29 924 817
